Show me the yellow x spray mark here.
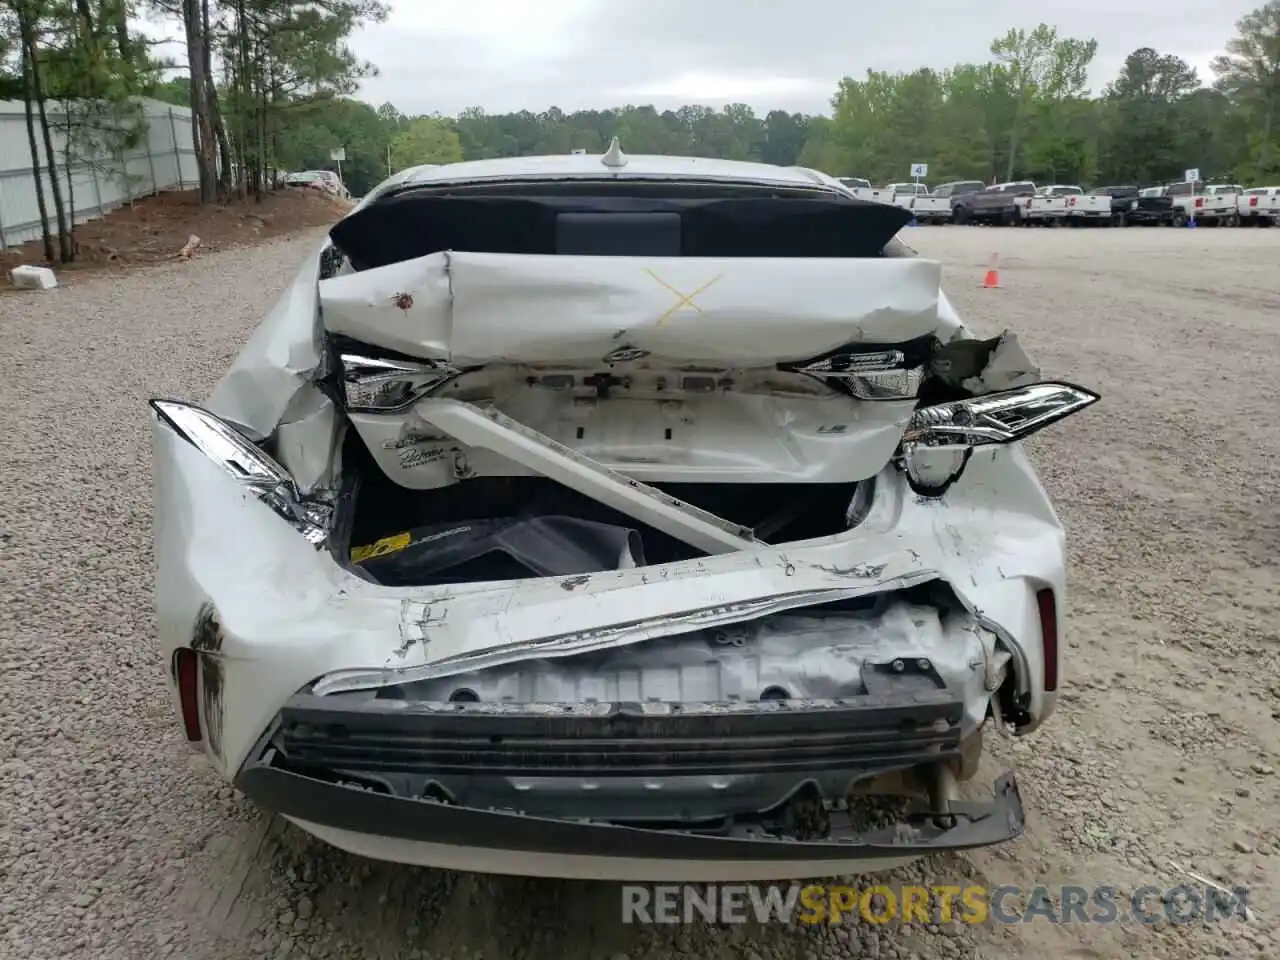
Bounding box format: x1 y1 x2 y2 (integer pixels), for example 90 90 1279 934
644 269 724 326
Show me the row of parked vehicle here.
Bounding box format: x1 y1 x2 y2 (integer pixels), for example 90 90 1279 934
835 177 1280 228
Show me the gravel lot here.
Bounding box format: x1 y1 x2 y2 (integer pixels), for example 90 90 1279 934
2 224 1279 960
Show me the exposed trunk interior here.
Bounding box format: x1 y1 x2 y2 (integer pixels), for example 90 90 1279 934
337 430 863 587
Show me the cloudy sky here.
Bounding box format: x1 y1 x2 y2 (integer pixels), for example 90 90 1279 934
344 0 1256 116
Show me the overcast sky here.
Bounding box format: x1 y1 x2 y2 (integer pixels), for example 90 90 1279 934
344 0 1256 116
141 0 1255 116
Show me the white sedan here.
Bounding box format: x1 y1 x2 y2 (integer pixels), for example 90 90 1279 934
150 143 1099 882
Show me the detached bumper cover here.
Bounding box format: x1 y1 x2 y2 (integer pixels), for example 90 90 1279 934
234 692 1026 865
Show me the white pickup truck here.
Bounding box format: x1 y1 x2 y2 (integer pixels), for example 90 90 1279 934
1164 181 1242 226
1022 185 1081 225
878 182 951 223
837 176 875 200
1065 190 1113 225
1237 186 1280 226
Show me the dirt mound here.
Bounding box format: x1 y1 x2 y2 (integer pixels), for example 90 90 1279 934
1 188 353 278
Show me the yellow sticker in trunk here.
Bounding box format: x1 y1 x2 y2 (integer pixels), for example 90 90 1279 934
350 532 411 565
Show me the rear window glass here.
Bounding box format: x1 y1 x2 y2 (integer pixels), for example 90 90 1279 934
331 186 914 270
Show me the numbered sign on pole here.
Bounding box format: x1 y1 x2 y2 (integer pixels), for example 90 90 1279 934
910 163 928 178
1184 167 1199 183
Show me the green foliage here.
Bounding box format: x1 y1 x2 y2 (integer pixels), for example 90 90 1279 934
387 115 462 172
4 2 1280 226
1210 0 1280 180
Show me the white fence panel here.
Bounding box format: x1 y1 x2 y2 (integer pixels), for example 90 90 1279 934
0 97 201 250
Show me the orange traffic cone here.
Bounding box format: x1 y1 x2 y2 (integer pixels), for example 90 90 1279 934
982 253 1000 289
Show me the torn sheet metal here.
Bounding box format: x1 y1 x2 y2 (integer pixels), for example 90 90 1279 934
930 330 1042 396
319 251 949 366
320 252 453 358
205 239 329 440
960 332 1042 394
272 386 342 495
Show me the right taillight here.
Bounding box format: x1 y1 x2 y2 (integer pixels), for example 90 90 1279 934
1250 197 1258 207
1037 588 1059 693
174 649 202 741
902 382 1100 448
897 381 1100 490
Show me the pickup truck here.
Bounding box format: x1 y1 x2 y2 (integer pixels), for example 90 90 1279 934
932 180 986 223
953 180 1037 225
905 193 953 224
875 183 950 224
1064 190 1113 225
1237 186 1280 226
1023 185 1082 225
1164 181 1240 226
837 176 875 200
1091 185 1176 226
882 182 930 207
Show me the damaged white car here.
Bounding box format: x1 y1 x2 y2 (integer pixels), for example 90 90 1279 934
150 142 1099 882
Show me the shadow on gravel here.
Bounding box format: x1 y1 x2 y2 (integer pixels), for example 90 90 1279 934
182 795 996 960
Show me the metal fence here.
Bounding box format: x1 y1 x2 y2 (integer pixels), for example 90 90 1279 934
0 97 201 249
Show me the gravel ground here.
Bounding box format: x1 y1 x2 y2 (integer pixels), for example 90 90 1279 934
2 224 1279 960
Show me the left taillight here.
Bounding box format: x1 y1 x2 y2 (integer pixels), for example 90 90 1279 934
174 649 202 741
149 400 329 545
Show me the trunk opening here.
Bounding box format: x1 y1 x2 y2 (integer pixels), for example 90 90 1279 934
336 428 864 587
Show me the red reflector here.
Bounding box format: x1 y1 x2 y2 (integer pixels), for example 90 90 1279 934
1036 589 1059 693
174 649 202 741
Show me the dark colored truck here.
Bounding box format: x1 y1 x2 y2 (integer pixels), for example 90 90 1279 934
952 181 1037 225
1091 185 1176 226
932 180 986 222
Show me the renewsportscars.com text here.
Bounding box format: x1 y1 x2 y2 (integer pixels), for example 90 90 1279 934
621 884 1251 926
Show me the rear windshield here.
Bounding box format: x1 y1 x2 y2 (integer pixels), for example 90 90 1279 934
330 182 914 270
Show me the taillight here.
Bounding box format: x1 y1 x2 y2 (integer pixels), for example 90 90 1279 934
897 381 1100 491
1195 197 1204 208
339 354 464 412
174 649 202 741
1250 197 1258 207
902 382 1099 448
1068 196 1076 206
149 400 328 545
1036 589 1059 693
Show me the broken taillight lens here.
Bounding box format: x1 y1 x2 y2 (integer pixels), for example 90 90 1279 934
149 400 329 544
903 381 1099 447
340 353 463 412
897 381 1099 490
174 649 202 741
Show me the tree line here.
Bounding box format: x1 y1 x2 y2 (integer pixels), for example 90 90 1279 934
0 0 386 262
223 9 1279 196
2 2 1278 262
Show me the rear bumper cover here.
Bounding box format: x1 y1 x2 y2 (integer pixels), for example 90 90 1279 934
234 691 1026 877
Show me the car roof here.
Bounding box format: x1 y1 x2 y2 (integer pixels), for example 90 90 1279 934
389 148 836 191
